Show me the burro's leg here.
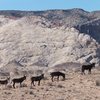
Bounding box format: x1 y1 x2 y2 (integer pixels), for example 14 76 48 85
81 68 85 75
51 76 54 82
88 69 91 74
57 76 59 81
13 82 15 88
38 80 40 86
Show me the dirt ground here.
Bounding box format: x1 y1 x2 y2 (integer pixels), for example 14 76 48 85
0 69 100 100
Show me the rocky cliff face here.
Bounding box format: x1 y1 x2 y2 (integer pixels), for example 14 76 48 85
0 8 100 69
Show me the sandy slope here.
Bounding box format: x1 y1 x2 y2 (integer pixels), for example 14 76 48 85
0 69 100 100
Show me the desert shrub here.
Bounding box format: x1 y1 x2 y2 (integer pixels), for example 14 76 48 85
96 80 100 86
20 83 27 87
47 82 54 86
7 84 12 89
29 91 34 95
57 84 64 88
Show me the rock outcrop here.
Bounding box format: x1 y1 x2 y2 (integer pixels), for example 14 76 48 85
0 8 100 69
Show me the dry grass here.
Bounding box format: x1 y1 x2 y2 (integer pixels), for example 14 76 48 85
0 69 100 100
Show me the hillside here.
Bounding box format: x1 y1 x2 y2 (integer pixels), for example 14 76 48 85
0 8 100 71
0 8 100 42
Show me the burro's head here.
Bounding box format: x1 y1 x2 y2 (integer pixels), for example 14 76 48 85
92 63 95 68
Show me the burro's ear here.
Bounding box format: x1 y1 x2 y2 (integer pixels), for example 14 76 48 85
42 73 44 76
7 77 10 80
93 63 95 66
42 73 44 77
24 74 26 77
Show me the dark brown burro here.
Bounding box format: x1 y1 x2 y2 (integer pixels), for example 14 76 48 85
50 71 65 82
0 77 10 86
31 74 44 86
12 75 26 88
81 63 95 74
